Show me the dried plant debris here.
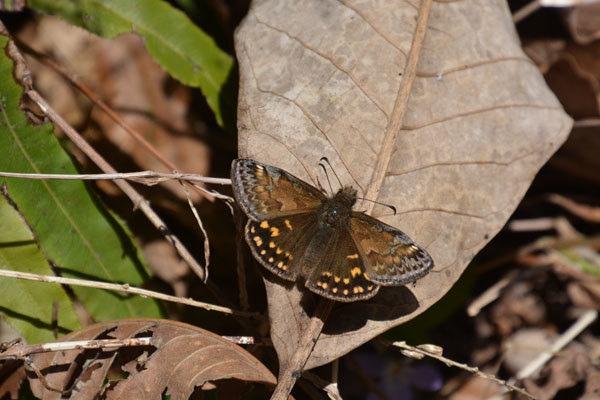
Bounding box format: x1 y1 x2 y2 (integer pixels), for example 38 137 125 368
0 320 275 399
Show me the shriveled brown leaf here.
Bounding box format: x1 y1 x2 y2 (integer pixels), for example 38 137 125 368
526 40 600 119
543 54 600 119
25 319 275 399
523 341 593 400
563 3 600 45
567 278 600 310
581 367 600 400
523 39 566 74
20 16 211 206
491 281 546 337
234 0 572 370
0 359 25 399
502 328 556 377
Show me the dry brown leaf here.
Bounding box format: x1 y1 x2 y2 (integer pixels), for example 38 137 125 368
544 54 600 119
234 0 572 370
523 341 592 400
563 3 600 45
549 127 600 186
21 16 211 206
502 328 556 377
25 319 275 399
0 359 25 399
491 281 546 337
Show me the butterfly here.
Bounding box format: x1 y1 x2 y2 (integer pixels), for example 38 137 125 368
231 159 434 302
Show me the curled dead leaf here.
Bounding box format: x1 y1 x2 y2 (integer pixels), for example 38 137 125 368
23 319 275 399
234 0 572 369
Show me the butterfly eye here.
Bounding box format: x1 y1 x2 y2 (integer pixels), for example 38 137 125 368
326 208 338 225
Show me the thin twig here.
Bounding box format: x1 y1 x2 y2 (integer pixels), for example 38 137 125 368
24 358 63 393
1 337 152 359
389 341 535 399
512 0 541 23
363 0 432 211
508 217 561 232
547 193 600 223
515 308 597 380
25 89 227 297
0 269 260 319
467 270 519 317
191 182 235 201
235 209 250 311
221 336 272 346
0 170 231 185
303 369 343 400
18 42 216 202
270 299 334 400
487 309 598 400
180 180 211 282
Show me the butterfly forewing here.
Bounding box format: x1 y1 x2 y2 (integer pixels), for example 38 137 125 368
231 159 325 221
245 213 320 282
305 227 379 302
348 212 433 285
231 158 435 303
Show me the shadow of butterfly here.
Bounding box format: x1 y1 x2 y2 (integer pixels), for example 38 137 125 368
231 159 434 302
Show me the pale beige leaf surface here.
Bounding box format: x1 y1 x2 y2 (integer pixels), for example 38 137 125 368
234 0 573 369
26 319 275 399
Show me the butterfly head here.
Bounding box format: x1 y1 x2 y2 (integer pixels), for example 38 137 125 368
334 186 358 207
319 186 358 227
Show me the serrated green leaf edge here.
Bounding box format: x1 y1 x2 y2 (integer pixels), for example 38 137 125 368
29 0 235 127
0 194 81 344
0 34 163 322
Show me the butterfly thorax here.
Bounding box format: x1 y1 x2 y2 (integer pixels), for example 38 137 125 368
319 186 357 227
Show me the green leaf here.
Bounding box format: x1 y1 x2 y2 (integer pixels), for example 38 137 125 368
28 0 235 128
0 194 81 343
0 34 163 323
560 248 600 278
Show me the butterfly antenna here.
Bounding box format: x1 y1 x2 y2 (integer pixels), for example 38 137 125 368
318 162 334 194
356 197 397 215
316 175 327 193
319 157 343 190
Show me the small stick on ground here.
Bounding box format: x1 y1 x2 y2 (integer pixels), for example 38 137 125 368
388 340 535 399
270 298 334 400
0 269 259 319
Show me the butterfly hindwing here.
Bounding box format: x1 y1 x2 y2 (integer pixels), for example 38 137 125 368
348 212 433 285
232 158 435 302
245 213 321 281
305 227 379 302
232 159 325 221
